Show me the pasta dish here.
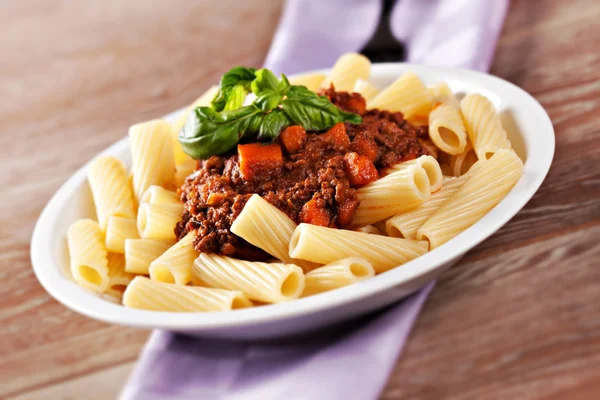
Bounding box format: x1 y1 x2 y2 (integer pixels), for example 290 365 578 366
65 53 523 312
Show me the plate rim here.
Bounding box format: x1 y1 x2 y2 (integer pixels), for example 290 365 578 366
30 62 555 331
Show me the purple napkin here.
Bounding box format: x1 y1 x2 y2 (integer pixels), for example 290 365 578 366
121 1 508 399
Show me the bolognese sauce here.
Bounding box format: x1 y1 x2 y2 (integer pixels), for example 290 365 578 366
175 88 431 260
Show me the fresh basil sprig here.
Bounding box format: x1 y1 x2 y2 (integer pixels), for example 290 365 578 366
179 67 362 159
283 86 361 131
211 67 256 111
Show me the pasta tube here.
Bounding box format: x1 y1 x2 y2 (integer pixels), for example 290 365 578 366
303 257 375 296
429 104 468 155
123 276 252 312
352 79 379 102
426 81 459 108
385 155 443 192
353 164 431 226
129 119 176 201
124 238 175 274
417 149 523 249
193 254 305 303
321 53 371 91
369 72 432 120
353 225 383 235
105 216 139 253
386 175 469 239
105 253 135 300
289 223 429 273
449 143 478 177
149 232 198 285
67 219 109 293
230 194 319 271
141 185 180 205
87 156 136 231
461 93 511 160
171 86 219 165
175 158 197 187
426 81 452 100
137 203 183 240
289 73 326 92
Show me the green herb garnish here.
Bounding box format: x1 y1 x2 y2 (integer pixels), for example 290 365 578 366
211 67 256 112
179 67 362 159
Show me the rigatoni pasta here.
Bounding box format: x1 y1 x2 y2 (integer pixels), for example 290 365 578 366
124 238 175 275
426 82 460 108
321 53 371 92
175 158 197 187
353 225 383 235
449 143 478 177
303 258 375 297
385 155 443 192
230 194 318 272
105 216 139 254
149 232 198 285
87 156 136 230
141 185 180 205
369 72 432 120
386 175 468 239
129 119 176 201
461 93 512 160
289 73 326 92
352 79 379 103
417 149 523 248
105 253 135 300
193 254 305 303
428 104 468 155
123 276 252 312
137 203 183 240
289 223 429 273
353 163 431 226
67 219 109 293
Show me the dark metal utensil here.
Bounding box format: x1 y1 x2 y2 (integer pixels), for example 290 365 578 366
360 0 406 62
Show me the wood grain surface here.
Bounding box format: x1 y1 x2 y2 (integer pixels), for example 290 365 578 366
1 0 598 399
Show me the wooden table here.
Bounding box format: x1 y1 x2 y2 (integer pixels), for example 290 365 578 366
2 0 599 399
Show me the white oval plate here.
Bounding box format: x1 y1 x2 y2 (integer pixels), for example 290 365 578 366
31 63 554 339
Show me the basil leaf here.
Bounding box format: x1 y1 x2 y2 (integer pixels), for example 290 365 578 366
179 105 262 159
285 85 315 99
180 66 363 159
258 109 291 141
211 67 256 111
251 68 280 95
282 91 362 131
277 73 291 94
255 92 283 112
223 84 247 111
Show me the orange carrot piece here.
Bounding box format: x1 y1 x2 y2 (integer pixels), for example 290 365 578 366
238 143 283 181
321 122 350 147
343 152 378 187
299 199 331 227
279 125 306 154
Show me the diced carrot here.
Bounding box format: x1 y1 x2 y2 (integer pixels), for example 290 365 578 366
345 93 366 115
279 125 306 154
321 122 350 147
343 152 378 187
351 136 378 162
299 199 330 226
238 143 283 181
337 197 359 227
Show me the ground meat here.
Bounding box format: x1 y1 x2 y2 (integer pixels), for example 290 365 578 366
175 88 431 260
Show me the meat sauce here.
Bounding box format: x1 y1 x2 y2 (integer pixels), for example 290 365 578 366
176 88 431 260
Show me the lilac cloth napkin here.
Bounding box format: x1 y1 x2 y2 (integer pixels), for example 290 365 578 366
121 1 509 399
